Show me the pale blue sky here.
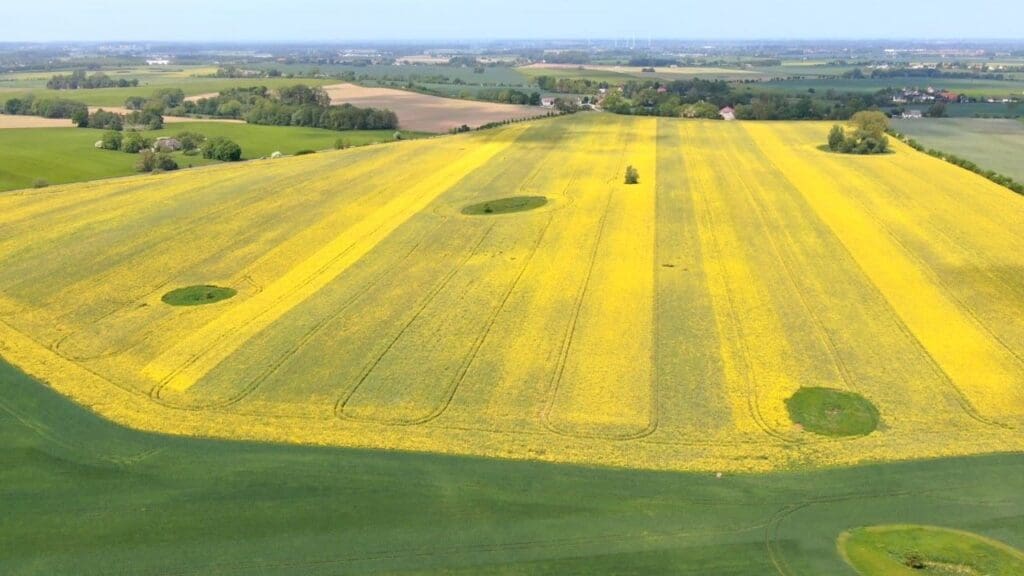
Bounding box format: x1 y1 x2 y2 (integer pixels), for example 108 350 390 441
3 0 1021 42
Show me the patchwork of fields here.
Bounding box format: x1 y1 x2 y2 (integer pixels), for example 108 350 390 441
0 113 1021 472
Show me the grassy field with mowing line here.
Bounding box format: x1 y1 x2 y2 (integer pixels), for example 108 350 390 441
1 356 1022 574
0 114 1022 473
839 525 1024 574
891 118 1024 181
0 123 425 192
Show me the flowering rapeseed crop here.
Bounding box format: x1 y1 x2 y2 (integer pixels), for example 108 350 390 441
0 114 1021 472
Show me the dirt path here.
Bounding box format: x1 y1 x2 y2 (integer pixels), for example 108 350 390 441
0 115 74 128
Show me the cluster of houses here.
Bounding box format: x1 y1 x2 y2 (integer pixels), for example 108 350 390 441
890 86 967 105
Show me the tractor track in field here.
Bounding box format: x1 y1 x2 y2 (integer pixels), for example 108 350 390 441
682 127 799 444
146 512 769 576
147 125 531 403
334 123 575 425
335 223 497 423
369 215 553 427
541 120 661 442
153 216 449 409
824 174 1020 426
720 131 860 398
841 151 1024 367
763 485 961 576
48 149 420 363
747 126 1005 431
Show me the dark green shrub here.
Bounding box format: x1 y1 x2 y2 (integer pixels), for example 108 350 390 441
99 130 123 151
122 132 151 154
201 137 242 161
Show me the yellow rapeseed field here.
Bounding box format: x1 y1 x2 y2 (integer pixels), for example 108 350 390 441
0 114 1022 472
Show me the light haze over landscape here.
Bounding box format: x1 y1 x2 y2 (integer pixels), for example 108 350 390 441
2 1 1024 573
2 0 1023 41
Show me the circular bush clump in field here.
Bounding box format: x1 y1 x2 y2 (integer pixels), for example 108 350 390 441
461 196 547 215
839 525 1024 575
785 387 879 437
162 285 237 307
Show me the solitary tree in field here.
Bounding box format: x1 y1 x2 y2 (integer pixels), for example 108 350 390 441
827 110 890 155
828 125 846 151
625 165 639 185
850 110 889 140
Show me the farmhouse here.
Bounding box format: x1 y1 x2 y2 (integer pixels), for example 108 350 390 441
146 59 170 66
719 106 736 121
901 109 924 119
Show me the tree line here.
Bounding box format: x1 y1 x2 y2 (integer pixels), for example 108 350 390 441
47 70 138 89
532 75 607 94
182 85 398 131
3 95 87 119
592 77 895 120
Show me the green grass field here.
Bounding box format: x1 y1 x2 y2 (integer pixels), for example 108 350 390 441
891 118 1024 182
940 102 1022 118
750 77 1024 98
840 525 1024 574
1 356 1021 574
0 123 425 192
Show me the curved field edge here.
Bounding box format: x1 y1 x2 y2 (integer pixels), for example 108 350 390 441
838 525 1024 575
2 355 1023 575
1 116 1022 473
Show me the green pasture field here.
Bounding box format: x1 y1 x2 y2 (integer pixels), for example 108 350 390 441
0 355 1021 574
251 62 531 86
518 64 766 83
751 76 1024 98
516 65 640 84
0 123 424 192
940 101 1022 118
891 118 1024 182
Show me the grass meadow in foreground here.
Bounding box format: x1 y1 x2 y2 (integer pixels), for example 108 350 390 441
1 357 1022 575
0 123 424 191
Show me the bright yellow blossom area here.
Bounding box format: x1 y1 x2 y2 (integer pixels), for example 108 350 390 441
1 114 1022 472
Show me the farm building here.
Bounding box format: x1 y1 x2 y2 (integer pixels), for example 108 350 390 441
719 106 736 121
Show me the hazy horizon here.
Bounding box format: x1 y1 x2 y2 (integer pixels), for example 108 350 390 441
4 0 1022 43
